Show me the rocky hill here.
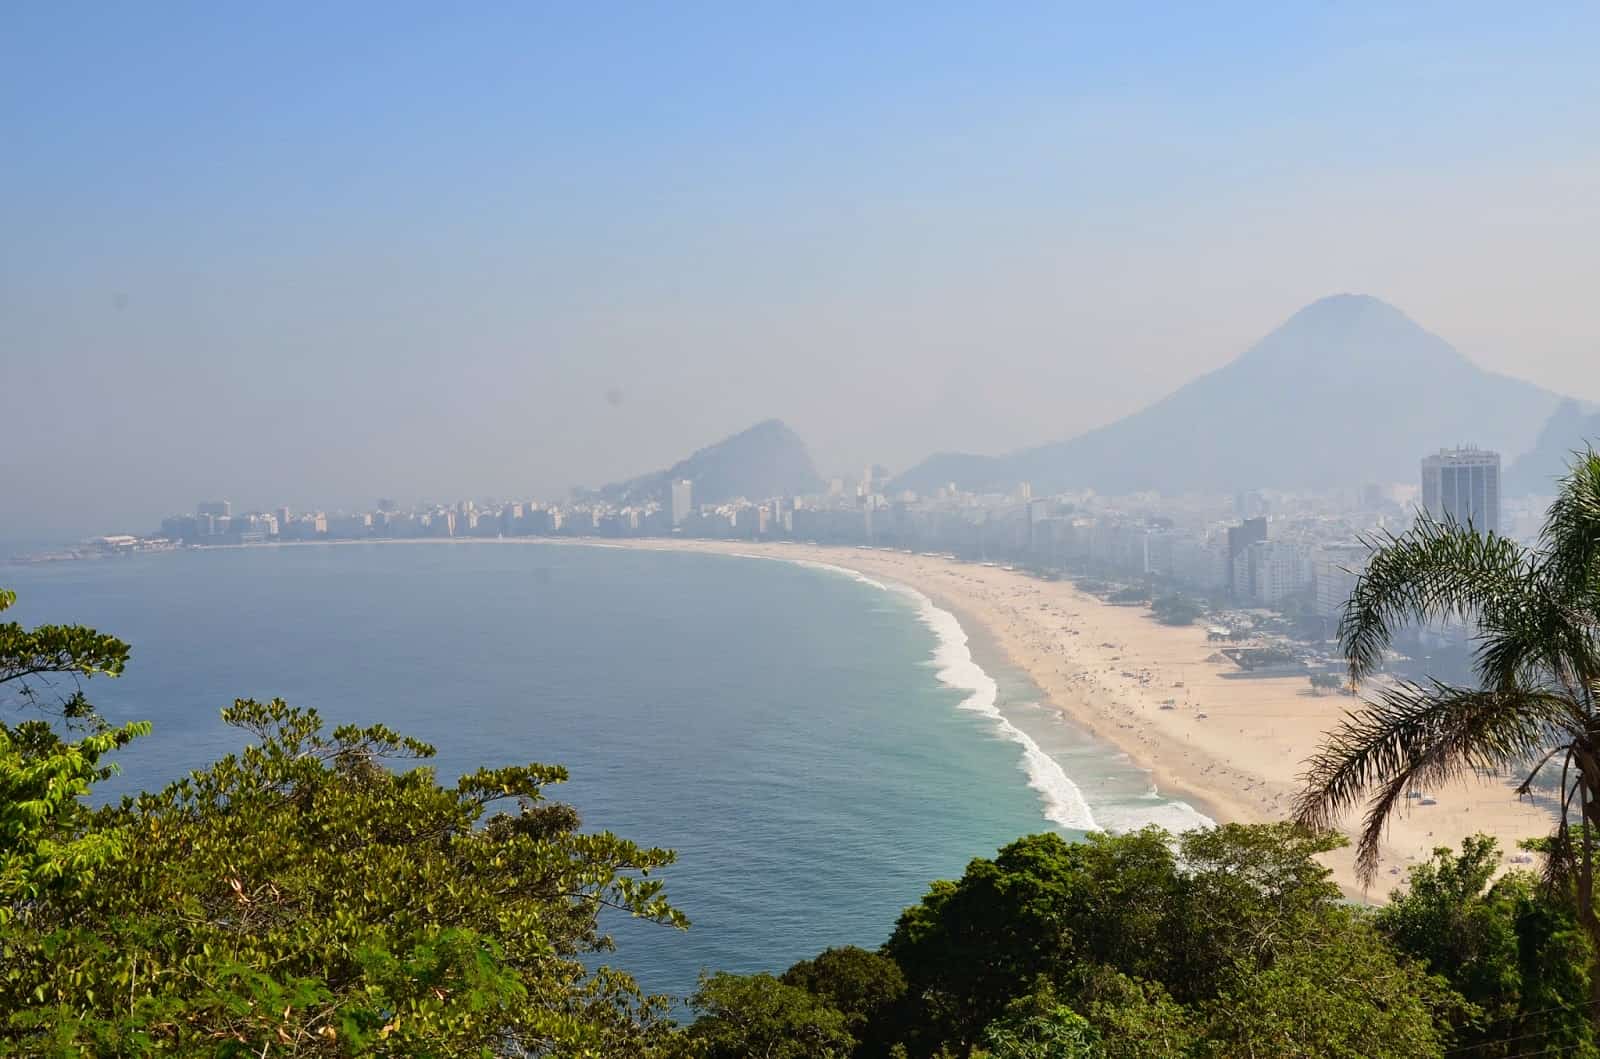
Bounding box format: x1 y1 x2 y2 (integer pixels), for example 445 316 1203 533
597 419 823 505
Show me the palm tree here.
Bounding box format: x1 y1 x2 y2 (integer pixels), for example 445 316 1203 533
1295 451 1600 975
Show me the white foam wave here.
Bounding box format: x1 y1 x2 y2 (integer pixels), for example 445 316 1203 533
734 551 1212 836
1094 796 1215 835
887 584 1099 833
787 558 890 592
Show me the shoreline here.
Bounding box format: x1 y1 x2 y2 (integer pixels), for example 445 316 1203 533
20 533 1556 896
601 538 1266 834
574 537 1557 899
868 567 1231 833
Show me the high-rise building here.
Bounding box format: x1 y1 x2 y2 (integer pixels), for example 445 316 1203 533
1246 540 1311 607
1234 491 1266 519
1314 543 1372 620
670 480 694 526
197 500 231 518
1226 517 1267 600
1421 447 1501 534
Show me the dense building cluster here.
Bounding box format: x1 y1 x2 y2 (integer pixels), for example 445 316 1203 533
100 448 1527 630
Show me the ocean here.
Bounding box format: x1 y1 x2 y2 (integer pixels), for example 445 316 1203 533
1 541 1206 998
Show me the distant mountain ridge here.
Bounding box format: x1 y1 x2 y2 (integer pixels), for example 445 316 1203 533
596 419 822 505
892 294 1569 495
1507 399 1600 495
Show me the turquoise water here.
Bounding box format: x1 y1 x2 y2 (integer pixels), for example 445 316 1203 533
1 542 1203 997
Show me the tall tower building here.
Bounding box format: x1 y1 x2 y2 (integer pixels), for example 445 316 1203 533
1421 447 1501 534
1225 517 1267 600
670 479 694 526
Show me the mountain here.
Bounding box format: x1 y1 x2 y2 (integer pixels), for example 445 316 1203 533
892 294 1567 495
1507 399 1600 494
596 419 823 505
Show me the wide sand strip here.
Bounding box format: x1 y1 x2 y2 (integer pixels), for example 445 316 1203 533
601 537 1557 898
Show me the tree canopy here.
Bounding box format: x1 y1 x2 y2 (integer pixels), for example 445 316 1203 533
4 697 688 1056
1 588 688 1056
5 576 1599 1058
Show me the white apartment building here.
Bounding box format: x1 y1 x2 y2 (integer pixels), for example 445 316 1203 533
1421 447 1501 535
1313 543 1373 620
1247 539 1312 606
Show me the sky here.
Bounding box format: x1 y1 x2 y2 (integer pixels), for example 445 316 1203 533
4 2 1599 543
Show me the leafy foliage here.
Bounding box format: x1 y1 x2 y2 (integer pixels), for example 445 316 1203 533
781 946 906 1047
816 825 1449 1058
1151 595 1204 627
1 588 146 924
2 697 686 1056
978 986 1098 1058
1377 838 1598 1058
1295 450 1600 1012
9 582 1600 1056
1191 912 1449 1059
0 587 131 738
675 826 1600 1058
686 972 855 1059
1308 671 1344 693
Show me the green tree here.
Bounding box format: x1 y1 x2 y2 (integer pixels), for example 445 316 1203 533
978 985 1099 1059
1074 971 1195 1059
879 823 1450 1058
1 587 145 921
1151 595 1203 627
883 829 1179 1052
1165 823 1347 1002
1377 837 1597 1057
3 698 686 1056
0 586 131 732
1195 910 1450 1058
1295 451 1600 999
781 945 905 1052
1308 671 1344 694
686 971 855 1059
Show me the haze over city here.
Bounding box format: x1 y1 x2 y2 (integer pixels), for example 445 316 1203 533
5 3 1599 545
16 5 1600 1053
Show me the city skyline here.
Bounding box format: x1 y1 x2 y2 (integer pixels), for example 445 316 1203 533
7 5 1600 543
11 290 1595 554
27 430 1546 556
45 437 1529 641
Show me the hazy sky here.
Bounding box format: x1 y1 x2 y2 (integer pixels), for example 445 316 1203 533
4 3 1598 542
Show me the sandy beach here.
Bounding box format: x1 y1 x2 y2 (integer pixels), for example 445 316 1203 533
599 537 1557 898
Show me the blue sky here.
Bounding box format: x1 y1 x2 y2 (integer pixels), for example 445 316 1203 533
4 3 1599 539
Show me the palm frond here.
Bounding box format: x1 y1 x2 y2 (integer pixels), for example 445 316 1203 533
1472 591 1600 698
1543 812 1577 895
1294 681 1567 884
1538 448 1600 639
1514 743 1573 797
1340 518 1537 683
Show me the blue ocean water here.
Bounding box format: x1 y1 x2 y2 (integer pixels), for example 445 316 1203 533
1 542 1204 998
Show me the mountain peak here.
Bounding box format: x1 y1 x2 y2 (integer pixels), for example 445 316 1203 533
1277 293 1421 336
1236 293 1458 374
734 418 798 439
893 295 1567 496
1295 292 1401 317
598 420 822 505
